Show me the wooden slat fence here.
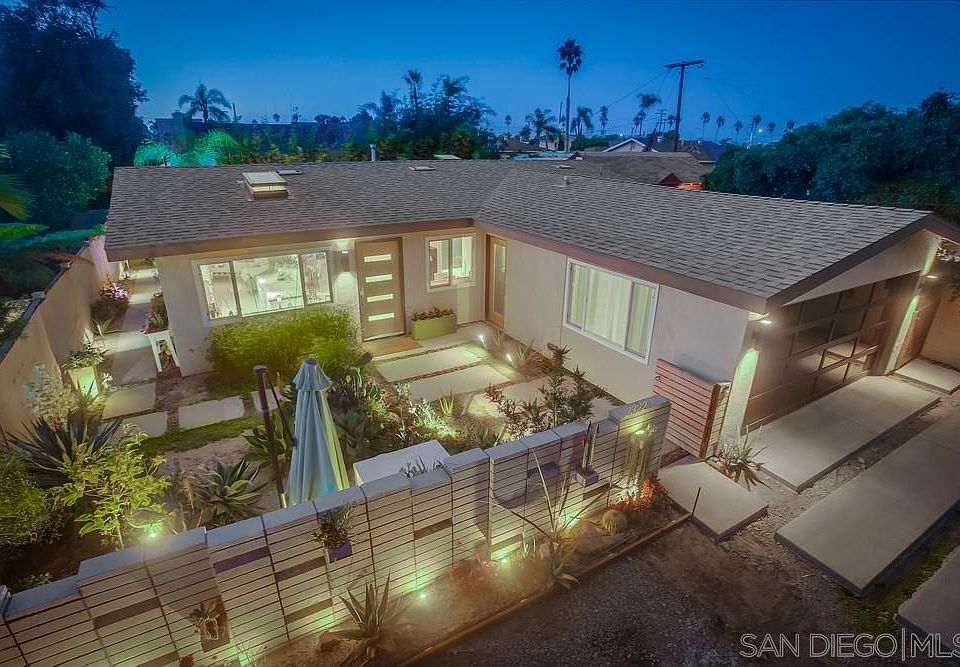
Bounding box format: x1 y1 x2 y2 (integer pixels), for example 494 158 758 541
0 395 671 666
652 359 730 458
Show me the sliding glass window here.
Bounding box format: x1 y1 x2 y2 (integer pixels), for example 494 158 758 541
564 260 658 361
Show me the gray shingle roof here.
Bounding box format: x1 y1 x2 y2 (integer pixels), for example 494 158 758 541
105 160 935 309
511 152 711 185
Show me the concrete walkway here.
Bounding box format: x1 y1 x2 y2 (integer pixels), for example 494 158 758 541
103 267 157 386
660 458 768 540
894 358 960 394
755 376 939 491
897 546 960 651
776 408 960 596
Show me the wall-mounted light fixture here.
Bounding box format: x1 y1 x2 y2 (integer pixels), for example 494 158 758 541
339 250 350 272
759 318 774 326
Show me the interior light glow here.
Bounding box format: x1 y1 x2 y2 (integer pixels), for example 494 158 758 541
759 318 774 326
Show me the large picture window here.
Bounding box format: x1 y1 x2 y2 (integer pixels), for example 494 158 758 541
428 235 474 288
198 250 332 321
564 260 658 360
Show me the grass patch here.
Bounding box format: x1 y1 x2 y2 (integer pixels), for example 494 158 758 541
205 375 256 401
840 533 959 634
142 415 261 457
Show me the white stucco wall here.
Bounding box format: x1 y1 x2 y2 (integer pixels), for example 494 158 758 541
157 228 484 376
499 236 750 402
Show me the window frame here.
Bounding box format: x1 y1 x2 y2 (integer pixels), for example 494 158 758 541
562 259 659 363
194 248 334 326
426 233 476 292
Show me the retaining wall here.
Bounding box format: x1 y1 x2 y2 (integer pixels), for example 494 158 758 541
0 396 670 667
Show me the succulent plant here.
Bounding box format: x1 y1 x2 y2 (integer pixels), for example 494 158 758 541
600 509 628 535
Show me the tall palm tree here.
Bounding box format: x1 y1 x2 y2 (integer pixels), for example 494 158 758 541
178 83 231 123
785 119 796 133
574 106 593 137
557 38 583 152
403 69 423 113
667 114 676 130
766 121 777 140
700 111 710 139
633 110 645 136
598 105 609 136
504 114 513 136
748 114 762 145
715 115 725 139
525 108 556 143
0 145 33 220
733 120 744 143
636 93 660 139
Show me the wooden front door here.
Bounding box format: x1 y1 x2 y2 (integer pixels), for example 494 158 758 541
356 239 405 340
486 236 507 328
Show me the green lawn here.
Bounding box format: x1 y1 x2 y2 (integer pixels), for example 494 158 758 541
141 415 261 457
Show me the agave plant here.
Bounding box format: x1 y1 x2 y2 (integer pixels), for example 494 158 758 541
188 598 224 641
8 408 121 488
243 407 293 477
331 574 408 663
708 429 767 490
194 459 267 527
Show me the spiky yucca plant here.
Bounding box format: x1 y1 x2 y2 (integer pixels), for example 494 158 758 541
332 574 408 663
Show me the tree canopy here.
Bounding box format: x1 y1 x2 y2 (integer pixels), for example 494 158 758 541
0 0 146 164
704 92 960 223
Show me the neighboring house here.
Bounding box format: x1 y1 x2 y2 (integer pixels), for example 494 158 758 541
602 137 651 152
513 152 711 188
105 161 959 439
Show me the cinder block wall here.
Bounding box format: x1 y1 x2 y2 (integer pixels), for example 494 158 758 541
0 396 669 666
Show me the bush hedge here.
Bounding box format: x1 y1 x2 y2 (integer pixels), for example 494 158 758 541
208 306 362 383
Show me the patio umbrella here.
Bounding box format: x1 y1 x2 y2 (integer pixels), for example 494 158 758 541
286 358 349 504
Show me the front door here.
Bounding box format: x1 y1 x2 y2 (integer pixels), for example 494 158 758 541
487 236 507 328
356 239 405 340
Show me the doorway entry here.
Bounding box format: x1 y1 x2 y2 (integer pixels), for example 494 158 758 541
486 236 507 328
356 238 405 340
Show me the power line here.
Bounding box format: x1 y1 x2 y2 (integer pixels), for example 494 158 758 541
665 59 705 151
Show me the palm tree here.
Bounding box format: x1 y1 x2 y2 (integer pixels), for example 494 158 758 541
403 69 423 113
715 115 725 139
733 120 744 143
785 119 795 133
766 121 776 141
525 108 556 144
636 93 660 139
0 145 33 220
700 111 710 139
748 114 762 144
504 114 512 136
574 106 593 137
178 83 231 123
598 105 609 136
557 38 583 151
667 114 676 130
633 110 645 136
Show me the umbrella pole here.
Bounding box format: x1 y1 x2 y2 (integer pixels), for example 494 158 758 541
254 364 287 508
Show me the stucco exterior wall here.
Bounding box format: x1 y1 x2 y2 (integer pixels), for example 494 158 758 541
499 236 750 402
157 228 484 376
0 238 112 432
921 295 960 369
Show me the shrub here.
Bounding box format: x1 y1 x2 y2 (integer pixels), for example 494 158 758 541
192 459 266 527
0 457 56 547
144 292 168 332
23 364 77 426
208 306 362 383
313 505 354 550
64 341 105 370
600 509 628 535
411 306 455 321
98 281 130 311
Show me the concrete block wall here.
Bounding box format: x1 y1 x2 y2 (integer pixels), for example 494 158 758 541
0 396 669 666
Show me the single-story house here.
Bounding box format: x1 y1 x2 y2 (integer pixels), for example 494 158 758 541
105 160 960 440
602 137 651 153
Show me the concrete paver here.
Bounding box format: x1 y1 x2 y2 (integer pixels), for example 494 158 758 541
102 382 156 419
120 411 169 438
660 458 768 540
178 397 246 430
894 358 960 394
375 345 487 382
898 546 960 651
407 365 511 402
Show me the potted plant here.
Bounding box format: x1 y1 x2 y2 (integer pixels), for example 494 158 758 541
188 597 229 651
314 504 354 562
64 341 106 395
410 306 456 340
142 293 180 372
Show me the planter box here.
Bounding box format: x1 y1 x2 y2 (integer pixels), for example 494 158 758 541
327 541 353 563
574 467 599 486
410 314 457 340
66 365 101 395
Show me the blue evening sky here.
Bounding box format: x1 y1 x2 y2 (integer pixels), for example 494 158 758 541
100 0 960 139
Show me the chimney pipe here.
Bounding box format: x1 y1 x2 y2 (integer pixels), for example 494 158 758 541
370 144 377 162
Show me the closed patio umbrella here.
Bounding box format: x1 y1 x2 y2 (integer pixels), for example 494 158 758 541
286 358 349 504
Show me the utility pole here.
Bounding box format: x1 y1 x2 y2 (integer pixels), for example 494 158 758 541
665 59 704 152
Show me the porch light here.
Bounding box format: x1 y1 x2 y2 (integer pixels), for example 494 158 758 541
923 274 938 280
339 250 350 271
759 318 774 326
418 592 427 600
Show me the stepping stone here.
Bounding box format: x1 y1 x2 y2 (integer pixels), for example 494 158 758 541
121 411 168 439
250 390 280 412
375 345 487 382
407 366 510 402
178 397 245 431
102 382 156 419
894 358 960 394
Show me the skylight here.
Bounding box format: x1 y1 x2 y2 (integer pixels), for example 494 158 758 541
243 171 288 198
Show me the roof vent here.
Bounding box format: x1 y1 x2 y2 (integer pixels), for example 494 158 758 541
243 171 288 199
409 165 437 172
276 169 302 176
556 164 574 169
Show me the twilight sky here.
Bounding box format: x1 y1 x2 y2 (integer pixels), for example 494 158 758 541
101 0 960 139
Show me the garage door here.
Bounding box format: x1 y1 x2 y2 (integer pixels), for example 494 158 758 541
744 273 916 428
